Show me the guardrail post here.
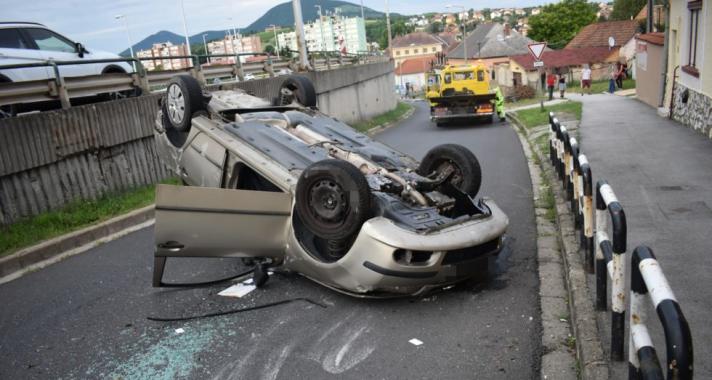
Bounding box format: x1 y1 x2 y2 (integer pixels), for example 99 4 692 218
629 246 693 380
579 155 594 273
47 60 71 109
549 112 556 164
595 179 627 361
558 125 568 181
569 138 578 211
326 54 332 70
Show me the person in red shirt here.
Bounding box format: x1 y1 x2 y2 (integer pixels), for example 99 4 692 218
546 70 557 100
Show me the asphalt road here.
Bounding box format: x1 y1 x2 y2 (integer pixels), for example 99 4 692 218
0 100 539 380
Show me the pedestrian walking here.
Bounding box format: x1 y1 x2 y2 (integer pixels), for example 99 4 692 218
615 62 626 89
558 72 567 98
581 63 592 95
608 64 617 93
546 70 556 100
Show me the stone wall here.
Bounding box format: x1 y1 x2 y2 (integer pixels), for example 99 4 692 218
672 83 712 139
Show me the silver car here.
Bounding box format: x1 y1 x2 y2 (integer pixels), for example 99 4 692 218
152 75 509 297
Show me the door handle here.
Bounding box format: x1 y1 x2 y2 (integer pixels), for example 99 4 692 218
158 241 185 252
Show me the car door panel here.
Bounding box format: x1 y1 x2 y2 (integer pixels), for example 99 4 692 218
154 184 292 259
179 131 226 187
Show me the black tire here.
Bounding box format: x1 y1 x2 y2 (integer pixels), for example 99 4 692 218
295 160 371 241
417 144 482 197
279 75 317 107
162 75 207 132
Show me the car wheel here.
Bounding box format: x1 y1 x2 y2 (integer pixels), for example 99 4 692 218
162 75 207 132
279 75 317 107
295 160 371 241
417 144 482 197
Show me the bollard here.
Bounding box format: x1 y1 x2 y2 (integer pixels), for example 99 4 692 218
595 179 627 361
629 246 693 380
579 154 594 273
549 112 556 164
559 125 569 182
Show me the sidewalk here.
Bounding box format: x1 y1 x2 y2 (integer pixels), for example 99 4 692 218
576 94 711 378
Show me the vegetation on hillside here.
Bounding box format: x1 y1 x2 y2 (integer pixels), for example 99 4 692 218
527 0 597 49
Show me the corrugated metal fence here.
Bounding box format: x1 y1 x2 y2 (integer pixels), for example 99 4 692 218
0 61 395 225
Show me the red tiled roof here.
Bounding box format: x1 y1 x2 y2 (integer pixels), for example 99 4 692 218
565 20 639 49
395 55 437 75
636 32 664 46
510 47 617 71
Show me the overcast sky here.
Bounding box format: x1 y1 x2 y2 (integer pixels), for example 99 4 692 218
1 0 545 54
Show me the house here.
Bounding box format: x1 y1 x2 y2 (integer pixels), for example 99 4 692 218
390 32 459 65
661 0 711 137
506 47 619 92
446 23 536 69
531 8 541 15
634 33 665 108
635 5 667 32
394 55 437 93
565 20 641 64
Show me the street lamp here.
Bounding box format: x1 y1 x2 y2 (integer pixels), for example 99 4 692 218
114 14 134 58
446 4 467 64
270 25 281 59
178 0 191 55
202 33 210 64
385 0 392 58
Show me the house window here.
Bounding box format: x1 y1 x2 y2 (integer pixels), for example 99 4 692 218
431 47 437 52
683 0 702 77
413 48 419 53
405 49 410 54
396 50 401 56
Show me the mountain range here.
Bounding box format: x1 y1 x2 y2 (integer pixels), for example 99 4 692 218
119 0 386 56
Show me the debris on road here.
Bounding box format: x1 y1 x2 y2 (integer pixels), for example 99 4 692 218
218 281 257 298
174 328 185 334
408 338 424 346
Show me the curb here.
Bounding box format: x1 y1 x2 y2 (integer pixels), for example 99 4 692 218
366 101 416 136
508 112 609 380
0 205 155 284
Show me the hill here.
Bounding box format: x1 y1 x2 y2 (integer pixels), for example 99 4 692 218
119 0 391 55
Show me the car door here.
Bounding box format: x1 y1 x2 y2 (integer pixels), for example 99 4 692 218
0 27 49 81
154 184 292 259
22 27 92 78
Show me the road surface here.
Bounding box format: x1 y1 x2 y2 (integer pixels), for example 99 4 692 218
0 100 539 379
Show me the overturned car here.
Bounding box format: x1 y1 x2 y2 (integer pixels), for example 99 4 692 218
152 74 509 296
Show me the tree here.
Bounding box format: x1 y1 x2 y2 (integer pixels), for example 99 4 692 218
264 45 275 55
610 0 646 20
528 0 597 49
428 21 443 33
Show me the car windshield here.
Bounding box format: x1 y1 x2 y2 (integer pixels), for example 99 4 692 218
25 28 76 53
453 72 474 81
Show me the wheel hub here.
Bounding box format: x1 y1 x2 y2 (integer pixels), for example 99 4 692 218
166 84 185 124
309 180 346 222
436 161 463 186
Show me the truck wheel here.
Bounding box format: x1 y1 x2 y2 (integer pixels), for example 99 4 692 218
162 75 208 132
295 160 371 241
279 75 317 107
417 144 482 197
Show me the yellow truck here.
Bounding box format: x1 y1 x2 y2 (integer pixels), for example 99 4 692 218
425 63 505 126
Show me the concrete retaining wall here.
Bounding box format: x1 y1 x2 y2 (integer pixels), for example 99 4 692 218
0 62 396 225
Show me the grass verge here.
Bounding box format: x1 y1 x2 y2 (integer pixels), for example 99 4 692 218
0 178 179 257
512 101 582 130
351 101 413 133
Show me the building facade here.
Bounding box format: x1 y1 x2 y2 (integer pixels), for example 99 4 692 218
663 0 711 138
277 15 366 55
206 35 262 64
136 42 190 71
390 32 457 65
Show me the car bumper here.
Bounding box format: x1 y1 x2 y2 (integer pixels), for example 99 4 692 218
285 198 509 295
431 112 493 121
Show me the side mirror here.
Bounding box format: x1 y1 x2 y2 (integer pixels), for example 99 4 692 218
75 42 85 58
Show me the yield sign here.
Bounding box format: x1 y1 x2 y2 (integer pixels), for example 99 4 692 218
528 42 547 61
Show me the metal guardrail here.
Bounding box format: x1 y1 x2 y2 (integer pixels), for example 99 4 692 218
546 112 693 367
0 51 385 112
629 246 693 380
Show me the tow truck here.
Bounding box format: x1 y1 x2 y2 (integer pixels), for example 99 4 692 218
425 62 505 127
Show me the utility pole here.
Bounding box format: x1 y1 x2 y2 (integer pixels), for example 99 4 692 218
292 0 310 70
385 0 392 58
271 25 281 59
114 15 134 58
360 0 365 20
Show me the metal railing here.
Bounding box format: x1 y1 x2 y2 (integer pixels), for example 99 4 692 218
546 112 693 368
629 246 693 380
0 50 384 111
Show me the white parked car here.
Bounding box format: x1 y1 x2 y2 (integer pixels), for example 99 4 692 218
0 22 133 83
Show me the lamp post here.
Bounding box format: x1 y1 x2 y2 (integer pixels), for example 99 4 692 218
446 4 467 64
270 25 281 59
202 33 210 64
114 15 134 58
385 0 392 58
315 5 326 52
178 0 191 55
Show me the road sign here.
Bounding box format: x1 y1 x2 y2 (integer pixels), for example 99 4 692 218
534 61 544 67
528 42 547 61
